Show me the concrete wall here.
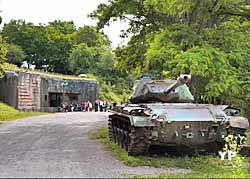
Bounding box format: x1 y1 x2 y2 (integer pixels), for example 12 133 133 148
17 72 41 111
0 71 18 108
40 76 99 111
0 70 99 112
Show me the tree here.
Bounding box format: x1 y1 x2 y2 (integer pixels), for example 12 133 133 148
69 43 95 74
90 0 168 74
1 20 113 74
92 0 250 117
0 36 7 78
43 25 74 73
92 0 250 72
1 20 48 69
6 44 26 67
96 49 114 74
0 14 7 78
113 33 149 76
48 20 76 35
74 26 110 47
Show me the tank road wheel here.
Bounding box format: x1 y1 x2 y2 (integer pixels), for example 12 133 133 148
113 127 118 144
117 128 122 147
108 119 114 142
127 127 152 156
120 129 124 149
124 131 130 152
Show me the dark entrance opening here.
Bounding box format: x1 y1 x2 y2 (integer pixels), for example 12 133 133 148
49 93 62 107
67 93 79 103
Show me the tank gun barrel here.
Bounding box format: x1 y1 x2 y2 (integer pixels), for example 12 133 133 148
163 74 191 95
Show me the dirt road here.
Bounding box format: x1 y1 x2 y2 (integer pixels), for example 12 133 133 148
0 112 189 178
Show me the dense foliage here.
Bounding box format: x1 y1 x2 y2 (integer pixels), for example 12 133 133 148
0 19 132 102
6 44 26 67
1 20 91 73
0 16 7 78
0 36 7 78
91 0 250 117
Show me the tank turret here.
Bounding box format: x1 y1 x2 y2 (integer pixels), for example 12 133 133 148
129 74 194 103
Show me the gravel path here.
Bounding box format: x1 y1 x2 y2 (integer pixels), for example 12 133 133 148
0 112 191 178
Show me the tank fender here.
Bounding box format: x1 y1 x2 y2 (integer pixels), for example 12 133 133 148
228 116 250 129
131 116 155 127
109 113 155 127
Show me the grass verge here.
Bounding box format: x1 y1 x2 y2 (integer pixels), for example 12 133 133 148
91 128 250 178
0 102 47 121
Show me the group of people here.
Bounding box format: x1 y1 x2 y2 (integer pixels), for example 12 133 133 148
60 102 82 112
60 100 117 112
81 100 108 112
81 101 93 111
94 100 107 112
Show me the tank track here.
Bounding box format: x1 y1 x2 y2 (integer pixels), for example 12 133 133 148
108 117 152 156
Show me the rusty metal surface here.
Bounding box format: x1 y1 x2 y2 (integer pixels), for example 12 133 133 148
228 116 250 129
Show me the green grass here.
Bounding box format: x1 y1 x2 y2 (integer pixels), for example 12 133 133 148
92 128 250 178
90 128 108 140
0 102 47 121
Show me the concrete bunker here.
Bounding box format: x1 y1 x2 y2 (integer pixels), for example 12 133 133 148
0 70 99 112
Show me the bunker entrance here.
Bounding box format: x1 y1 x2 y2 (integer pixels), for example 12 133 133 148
49 93 62 107
67 93 79 103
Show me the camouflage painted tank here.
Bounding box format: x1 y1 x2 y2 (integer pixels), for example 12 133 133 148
108 75 249 155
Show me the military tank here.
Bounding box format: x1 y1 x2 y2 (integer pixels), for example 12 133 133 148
108 74 249 155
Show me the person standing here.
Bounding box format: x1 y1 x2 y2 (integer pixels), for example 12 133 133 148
70 103 74 112
81 101 86 111
86 101 89 112
94 100 99 112
88 101 93 112
99 100 104 112
103 101 107 112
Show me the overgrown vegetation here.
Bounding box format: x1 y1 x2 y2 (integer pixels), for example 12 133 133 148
97 77 131 103
92 128 250 178
0 102 46 121
0 36 7 78
91 0 250 118
1 20 132 102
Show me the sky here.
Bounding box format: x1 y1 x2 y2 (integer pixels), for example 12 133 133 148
0 0 129 48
